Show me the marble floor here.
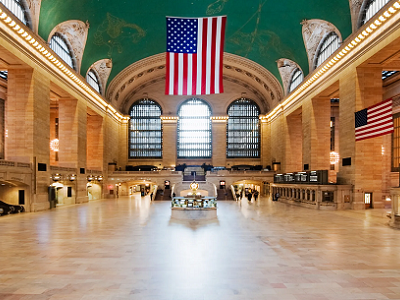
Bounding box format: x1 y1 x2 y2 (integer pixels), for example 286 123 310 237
1 195 400 300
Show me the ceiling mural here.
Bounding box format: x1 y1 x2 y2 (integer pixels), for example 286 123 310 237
38 0 352 89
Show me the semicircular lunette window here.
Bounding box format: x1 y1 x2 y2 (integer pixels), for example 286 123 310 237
178 98 212 158
288 68 304 93
49 34 75 70
361 0 390 25
86 69 101 94
0 0 29 26
315 32 340 69
227 98 260 158
129 99 162 158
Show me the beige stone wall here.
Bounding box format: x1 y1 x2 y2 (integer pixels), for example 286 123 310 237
87 114 104 170
212 120 227 167
6 68 51 211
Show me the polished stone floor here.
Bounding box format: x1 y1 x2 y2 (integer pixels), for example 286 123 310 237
1 194 400 300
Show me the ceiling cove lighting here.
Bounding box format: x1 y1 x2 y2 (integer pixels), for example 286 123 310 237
0 4 125 121
266 0 400 122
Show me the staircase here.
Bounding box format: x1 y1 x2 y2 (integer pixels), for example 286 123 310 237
183 166 205 181
217 189 234 201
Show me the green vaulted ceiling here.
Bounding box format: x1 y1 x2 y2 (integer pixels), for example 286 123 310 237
38 0 352 88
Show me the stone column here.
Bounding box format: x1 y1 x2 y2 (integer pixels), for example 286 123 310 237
211 117 228 167
87 114 104 170
286 110 303 172
161 117 178 167
58 98 88 203
260 117 271 169
338 66 389 209
302 97 330 171
6 68 51 211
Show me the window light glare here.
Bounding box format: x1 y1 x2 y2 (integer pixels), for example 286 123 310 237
4 16 11 23
0 13 7 19
394 2 400 9
383 11 391 18
374 19 381 26
366 27 373 33
17 28 24 34
389 7 396 13
378 15 386 22
370 23 377 29
13 24 20 30
9 20 15 27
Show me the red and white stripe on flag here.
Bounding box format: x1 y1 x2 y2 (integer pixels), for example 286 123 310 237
355 98 394 141
165 16 226 96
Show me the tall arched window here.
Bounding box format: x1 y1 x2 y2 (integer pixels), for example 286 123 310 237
86 69 101 94
288 68 304 93
315 32 340 69
360 0 389 25
129 99 162 158
177 98 212 158
49 34 75 70
227 98 260 158
0 0 30 27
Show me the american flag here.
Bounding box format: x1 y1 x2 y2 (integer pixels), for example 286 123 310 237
165 16 226 96
355 98 393 141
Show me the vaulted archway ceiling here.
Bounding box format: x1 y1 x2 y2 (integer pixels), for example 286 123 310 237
38 0 352 92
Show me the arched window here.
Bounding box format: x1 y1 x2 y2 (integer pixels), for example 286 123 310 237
360 0 390 25
86 69 101 94
0 0 30 27
227 98 260 158
288 68 304 93
129 99 162 158
177 98 212 158
0 71 7 80
49 34 75 70
315 32 340 69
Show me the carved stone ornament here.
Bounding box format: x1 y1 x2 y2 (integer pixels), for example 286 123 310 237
301 19 342 72
276 58 302 95
349 0 364 32
48 20 90 72
24 0 41 34
86 59 112 96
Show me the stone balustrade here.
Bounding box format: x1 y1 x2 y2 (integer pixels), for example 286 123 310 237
271 183 352 210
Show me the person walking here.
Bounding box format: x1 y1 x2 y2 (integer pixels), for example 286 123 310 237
274 192 280 201
247 191 253 202
254 190 259 201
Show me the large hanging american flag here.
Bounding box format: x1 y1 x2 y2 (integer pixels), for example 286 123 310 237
355 98 393 141
165 16 227 96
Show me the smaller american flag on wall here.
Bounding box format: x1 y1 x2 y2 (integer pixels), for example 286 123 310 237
355 98 393 141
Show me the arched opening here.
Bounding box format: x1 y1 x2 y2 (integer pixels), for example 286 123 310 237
227 98 260 158
314 32 340 69
129 98 162 159
177 98 212 158
49 33 76 71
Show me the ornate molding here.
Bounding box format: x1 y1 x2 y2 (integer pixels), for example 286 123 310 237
86 59 112 96
349 0 364 32
276 58 302 96
301 19 342 72
24 0 41 34
48 20 89 73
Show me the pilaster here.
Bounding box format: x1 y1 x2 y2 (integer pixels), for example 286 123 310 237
161 116 178 167
6 68 50 211
211 117 228 167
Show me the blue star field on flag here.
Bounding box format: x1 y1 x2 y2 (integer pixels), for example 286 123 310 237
166 18 198 54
